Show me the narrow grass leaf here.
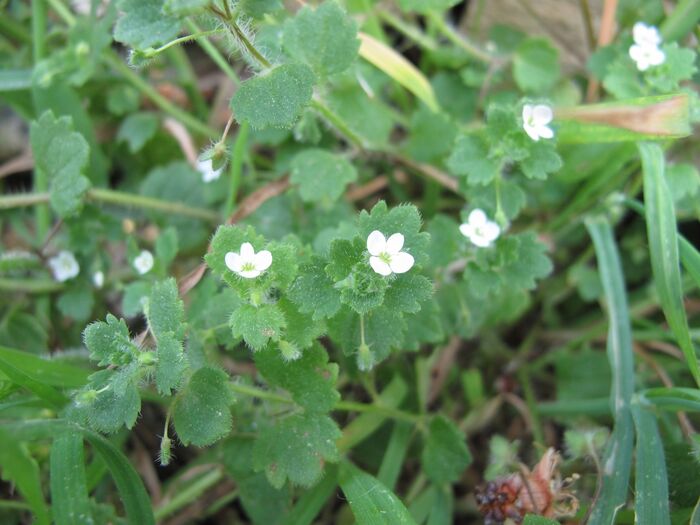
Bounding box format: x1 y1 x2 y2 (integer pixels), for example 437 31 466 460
585 218 635 525
679 237 700 290
643 387 700 412
377 422 413 490
358 32 439 112
0 352 68 408
0 345 89 387
281 466 338 525
50 432 93 525
631 403 671 525
639 142 700 386
339 461 416 525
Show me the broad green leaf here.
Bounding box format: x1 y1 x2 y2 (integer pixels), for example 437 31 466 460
83 314 137 366
253 413 341 488
289 258 342 320
290 149 358 202
585 218 635 524
254 342 339 413
282 1 359 77
50 433 93 525
155 227 179 268
173 367 233 446
646 43 697 93
383 273 433 314
162 0 208 15
57 280 94 321
339 461 416 525
666 163 700 203
0 428 50 525
82 370 141 433
113 0 180 50
277 298 325 351
281 466 338 525
447 134 499 186
116 112 158 153
30 111 91 218
421 416 472 484
404 107 457 162
512 38 560 93
155 332 187 395
631 404 671 525
147 278 185 341
239 0 282 18
358 32 439 112
639 142 700 386
519 141 562 180
231 63 315 130
230 303 286 351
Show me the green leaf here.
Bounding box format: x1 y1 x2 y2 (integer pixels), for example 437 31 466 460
147 278 185 340
83 314 137 366
0 346 89 388
253 413 341 488
173 367 233 446
339 461 416 525
646 43 697 92
162 0 208 15
0 351 68 408
281 466 337 525
113 0 180 50
631 404 671 525
57 280 94 321
117 112 158 153
447 134 499 186
50 433 93 525
585 218 635 524
404 107 457 162
0 428 50 525
519 141 562 180
680 237 700 291
230 303 286 351
383 273 433 314
155 332 187 395
512 38 560 93
239 0 282 18
83 370 141 433
377 422 413 490
155 227 179 268
290 149 358 202
255 342 339 413
499 233 553 291
30 111 91 218
523 516 559 525
421 416 472 484
289 258 342 320
277 298 325 351
282 1 359 77
396 0 459 13
639 142 700 386
231 63 315 130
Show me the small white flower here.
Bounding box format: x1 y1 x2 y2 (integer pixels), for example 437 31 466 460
197 158 223 183
48 251 80 282
632 22 662 48
133 250 154 275
522 104 554 141
225 242 272 279
459 209 501 248
367 230 415 276
93 271 105 289
629 42 665 71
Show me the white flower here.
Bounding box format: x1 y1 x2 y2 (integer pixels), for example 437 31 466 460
93 271 105 288
633 22 662 48
522 104 554 141
629 42 665 71
367 230 415 276
197 158 223 183
133 250 154 275
459 209 501 248
48 251 80 282
225 242 272 279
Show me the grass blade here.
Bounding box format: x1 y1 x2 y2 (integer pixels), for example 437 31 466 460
585 218 635 524
358 32 440 112
679 237 700 291
643 387 700 412
50 432 93 525
339 461 416 525
0 346 90 388
377 422 413 490
631 403 670 525
281 466 337 525
639 142 700 386
0 354 68 408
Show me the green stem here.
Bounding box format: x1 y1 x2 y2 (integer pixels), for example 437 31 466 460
661 0 700 41
0 190 221 223
45 0 75 26
228 382 289 404
186 20 240 84
147 29 224 57
334 400 422 423
214 10 271 69
311 99 366 149
226 122 248 217
32 0 49 243
377 9 438 51
425 12 495 64
153 468 224 521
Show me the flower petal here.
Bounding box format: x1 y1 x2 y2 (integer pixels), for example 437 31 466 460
482 221 501 242
225 251 242 272
522 104 533 122
367 230 387 256
238 269 261 279
385 233 405 254
459 223 474 238
469 234 493 248
390 252 414 274
523 122 540 141
648 47 665 66
468 209 487 227
532 104 553 126
537 125 554 139
369 255 392 276
255 250 273 272
240 242 255 259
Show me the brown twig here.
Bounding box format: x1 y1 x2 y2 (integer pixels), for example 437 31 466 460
390 153 460 193
586 0 618 101
428 336 462 405
163 118 198 167
226 175 291 225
